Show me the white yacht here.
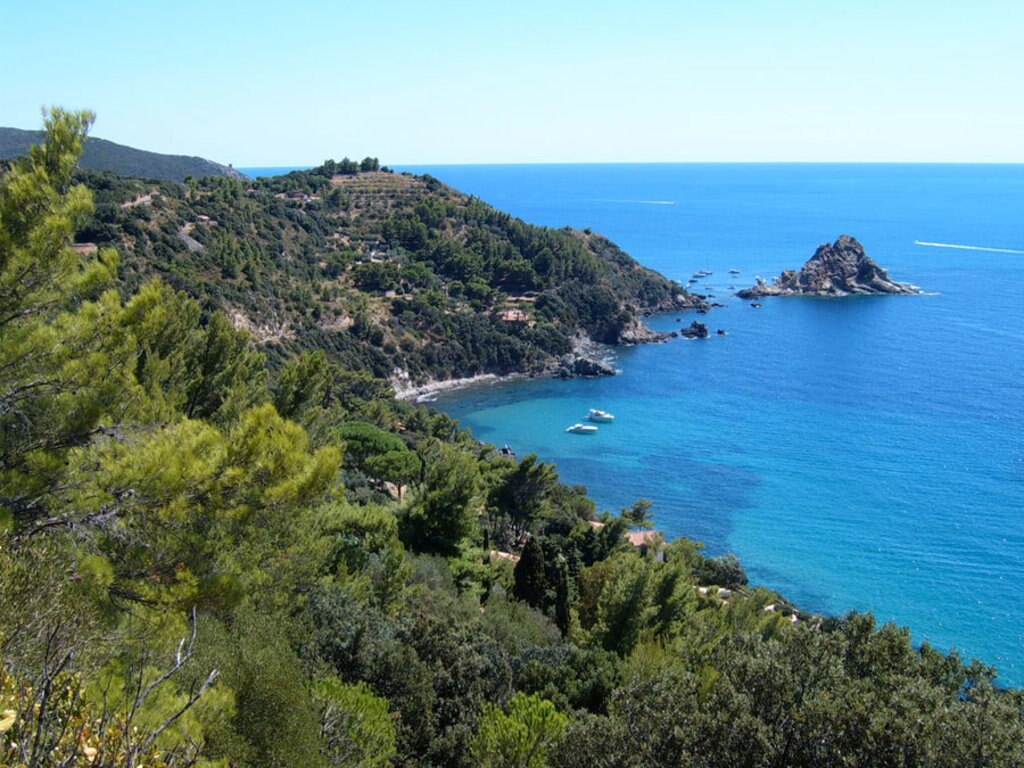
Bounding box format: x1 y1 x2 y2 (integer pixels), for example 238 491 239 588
566 423 599 434
587 409 615 422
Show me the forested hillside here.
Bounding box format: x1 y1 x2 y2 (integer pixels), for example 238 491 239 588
0 127 245 183
68 149 703 386
2 111 1023 768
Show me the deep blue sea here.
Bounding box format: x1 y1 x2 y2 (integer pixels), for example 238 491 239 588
238 166 313 178
247 163 1024 685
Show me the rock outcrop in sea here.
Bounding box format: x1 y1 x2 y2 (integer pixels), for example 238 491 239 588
558 356 617 378
615 315 669 344
736 235 920 298
680 321 710 339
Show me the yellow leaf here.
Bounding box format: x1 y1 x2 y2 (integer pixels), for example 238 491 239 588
0 707 16 732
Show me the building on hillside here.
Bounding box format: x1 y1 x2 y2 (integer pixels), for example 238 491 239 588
497 308 530 324
626 530 665 559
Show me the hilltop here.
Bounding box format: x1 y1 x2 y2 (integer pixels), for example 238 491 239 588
74 162 706 388
0 126 245 182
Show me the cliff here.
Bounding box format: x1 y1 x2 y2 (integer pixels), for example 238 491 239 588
737 235 920 298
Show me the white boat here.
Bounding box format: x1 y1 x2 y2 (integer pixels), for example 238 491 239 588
587 408 615 422
729 267 741 274
566 423 599 434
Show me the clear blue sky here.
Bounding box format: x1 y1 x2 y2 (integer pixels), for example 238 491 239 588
3 0 1021 165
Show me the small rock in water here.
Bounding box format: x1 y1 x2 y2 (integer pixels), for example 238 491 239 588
680 321 709 339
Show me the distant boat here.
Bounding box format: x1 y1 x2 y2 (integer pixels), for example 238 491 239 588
566 423 599 434
587 409 615 422
729 268 741 274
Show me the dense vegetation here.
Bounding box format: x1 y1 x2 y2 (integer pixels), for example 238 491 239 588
0 127 244 184
2 111 1023 768
63 140 701 387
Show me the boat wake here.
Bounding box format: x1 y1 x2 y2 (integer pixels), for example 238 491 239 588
914 240 1024 255
598 199 676 206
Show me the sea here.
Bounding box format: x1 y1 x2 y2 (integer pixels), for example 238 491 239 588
241 163 1024 686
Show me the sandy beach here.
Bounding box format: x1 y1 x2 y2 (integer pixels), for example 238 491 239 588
392 372 522 403
391 335 623 404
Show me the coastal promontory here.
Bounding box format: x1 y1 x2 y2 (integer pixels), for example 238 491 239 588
0 126 246 182
737 235 920 298
63 153 707 392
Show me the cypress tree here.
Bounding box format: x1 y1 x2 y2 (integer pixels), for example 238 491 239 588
513 537 548 609
555 557 571 637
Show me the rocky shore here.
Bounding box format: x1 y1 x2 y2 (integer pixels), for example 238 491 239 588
737 235 920 298
394 291 709 400
393 332 627 401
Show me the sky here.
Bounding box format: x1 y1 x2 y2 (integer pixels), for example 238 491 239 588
2 0 1022 165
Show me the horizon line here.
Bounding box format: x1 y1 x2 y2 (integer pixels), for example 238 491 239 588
238 160 1024 169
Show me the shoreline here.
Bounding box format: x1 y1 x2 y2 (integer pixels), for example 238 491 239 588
392 333 627 403
393 372 526 403
391 306 718 404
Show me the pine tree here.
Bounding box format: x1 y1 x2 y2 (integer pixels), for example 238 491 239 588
0 108 130 530
470 693 568 768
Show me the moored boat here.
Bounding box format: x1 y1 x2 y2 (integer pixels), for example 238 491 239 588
566 423 599 434
587 408 615 422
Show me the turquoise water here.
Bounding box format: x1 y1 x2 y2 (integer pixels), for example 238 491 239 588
393 164 1024 685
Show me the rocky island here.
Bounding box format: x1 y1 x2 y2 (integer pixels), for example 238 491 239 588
737 235 920 298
